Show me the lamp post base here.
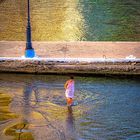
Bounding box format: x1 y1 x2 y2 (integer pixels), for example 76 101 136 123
25 49 35 58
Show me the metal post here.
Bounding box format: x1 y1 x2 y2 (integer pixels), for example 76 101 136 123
25 0 35 58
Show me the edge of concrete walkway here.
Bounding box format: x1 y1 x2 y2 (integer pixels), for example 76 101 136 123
0 57 140 76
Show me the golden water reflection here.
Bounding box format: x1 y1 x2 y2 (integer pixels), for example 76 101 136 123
0 0 85 41
1 74 140 140
31 0 85 41
0 93 17 121
0 75 87 140
1 0 139 41
4 122 34 140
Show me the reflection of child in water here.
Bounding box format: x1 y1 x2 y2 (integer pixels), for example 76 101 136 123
64 76 75 106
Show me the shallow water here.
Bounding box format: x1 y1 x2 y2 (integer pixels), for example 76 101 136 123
0 0 140 41
0 73 140 140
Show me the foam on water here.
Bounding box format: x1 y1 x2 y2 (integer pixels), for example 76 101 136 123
0 56 140 63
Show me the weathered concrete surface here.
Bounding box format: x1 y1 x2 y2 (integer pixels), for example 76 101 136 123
0 58 140 75
0 41 140 75
0 41 140 58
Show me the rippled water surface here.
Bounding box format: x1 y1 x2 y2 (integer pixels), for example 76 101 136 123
0 73 140 140
0 0 140 41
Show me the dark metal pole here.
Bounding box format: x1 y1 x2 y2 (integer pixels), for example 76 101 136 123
26 0 32 49
25 0 35 57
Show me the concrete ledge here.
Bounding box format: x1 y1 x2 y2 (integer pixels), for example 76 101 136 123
0 41 140 58
0 57 140 75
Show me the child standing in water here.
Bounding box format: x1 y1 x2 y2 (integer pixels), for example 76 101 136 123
64 76 75 106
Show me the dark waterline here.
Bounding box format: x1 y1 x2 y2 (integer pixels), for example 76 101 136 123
0 0 140 41
0 73 140 140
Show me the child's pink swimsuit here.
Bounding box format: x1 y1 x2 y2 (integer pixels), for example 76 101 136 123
65 81 74 98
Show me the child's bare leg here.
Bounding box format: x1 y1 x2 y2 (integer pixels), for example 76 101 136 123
67 98 73 106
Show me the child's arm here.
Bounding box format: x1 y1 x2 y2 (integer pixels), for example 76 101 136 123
64 81 68 89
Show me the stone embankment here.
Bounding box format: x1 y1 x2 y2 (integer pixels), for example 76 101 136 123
0 41 140 76
0 58 140 76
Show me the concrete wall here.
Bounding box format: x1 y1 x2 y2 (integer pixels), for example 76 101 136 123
0 58 140 75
